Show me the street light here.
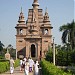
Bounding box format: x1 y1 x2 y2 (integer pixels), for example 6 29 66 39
16 49 17 60
7 44 13 53
53 37 55 65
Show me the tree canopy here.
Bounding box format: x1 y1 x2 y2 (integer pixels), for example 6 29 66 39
59 20 75 49
0 41 4 51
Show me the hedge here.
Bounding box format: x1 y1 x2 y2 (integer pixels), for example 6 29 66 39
14 59 20 68
0 59 20 73
40 59 71 75
0 61 9 73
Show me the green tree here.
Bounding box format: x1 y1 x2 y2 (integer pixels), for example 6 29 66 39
0 41 5 59
59 20 75 49
0 41 4 52
45 48 53 62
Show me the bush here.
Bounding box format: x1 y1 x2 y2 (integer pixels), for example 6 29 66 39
14 59 20 68
0 59 20 74
0 56 5 59
40 59 71 75
0 61 9 73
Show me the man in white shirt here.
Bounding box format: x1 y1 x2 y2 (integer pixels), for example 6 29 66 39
34 60 39 75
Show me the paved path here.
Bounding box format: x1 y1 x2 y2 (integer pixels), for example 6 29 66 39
0 66 33 75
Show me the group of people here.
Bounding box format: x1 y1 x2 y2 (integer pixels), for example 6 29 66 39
9 57 39 75
20 57 39 75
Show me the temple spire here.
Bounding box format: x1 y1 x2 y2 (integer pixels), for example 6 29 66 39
43 7 49 22
45 7 48 13
18 7 25 23
32 0 39 9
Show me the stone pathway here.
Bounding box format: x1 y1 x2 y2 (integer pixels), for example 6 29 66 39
0 66 33 75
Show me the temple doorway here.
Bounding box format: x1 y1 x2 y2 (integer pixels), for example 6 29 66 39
31 44 36 57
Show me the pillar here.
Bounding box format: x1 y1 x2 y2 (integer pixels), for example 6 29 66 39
26 42 29 57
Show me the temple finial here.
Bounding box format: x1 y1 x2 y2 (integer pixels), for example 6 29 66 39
21 7 22 12
34 0 38 2
18 7 25 23
32 0 39 9
45 7 48 13
44 7 49 21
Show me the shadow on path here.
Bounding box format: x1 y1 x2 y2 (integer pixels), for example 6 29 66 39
0 66 33 75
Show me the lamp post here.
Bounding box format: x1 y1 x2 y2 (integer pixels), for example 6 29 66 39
7 45 13 53
16 49 17 60
53 37 55 65
6 47 9 53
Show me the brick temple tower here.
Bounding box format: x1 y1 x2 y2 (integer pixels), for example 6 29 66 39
15 0 53 59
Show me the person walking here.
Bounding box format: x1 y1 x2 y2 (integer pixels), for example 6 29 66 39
20 58 23 71
34 60 39 75
10 57 15 74
31 58 34 72
24 60 29 75
24 57 27 62
29 58 34 72
21 59 25 72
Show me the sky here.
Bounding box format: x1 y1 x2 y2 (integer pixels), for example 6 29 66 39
0 0 74 49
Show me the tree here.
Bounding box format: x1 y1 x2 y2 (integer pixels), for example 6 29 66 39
0 41 5 58
59 20 75 49
45 48 53 62
0 41 4 52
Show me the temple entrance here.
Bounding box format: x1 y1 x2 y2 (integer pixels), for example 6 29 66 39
31 44 36 57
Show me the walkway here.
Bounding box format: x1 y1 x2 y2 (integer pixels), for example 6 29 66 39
0 66 33 75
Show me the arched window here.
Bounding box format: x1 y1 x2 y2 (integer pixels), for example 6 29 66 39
31 44 36 57
20 29 23 35
44 29 48 35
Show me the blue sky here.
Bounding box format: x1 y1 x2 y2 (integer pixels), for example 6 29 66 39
0 0 74 48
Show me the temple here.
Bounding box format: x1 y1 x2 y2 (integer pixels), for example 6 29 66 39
15 0 53 59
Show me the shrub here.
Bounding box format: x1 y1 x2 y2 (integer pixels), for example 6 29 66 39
14 59 20 68
0 59 19 74
0 56 5 59
40 59 71 75
0 61 9 73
